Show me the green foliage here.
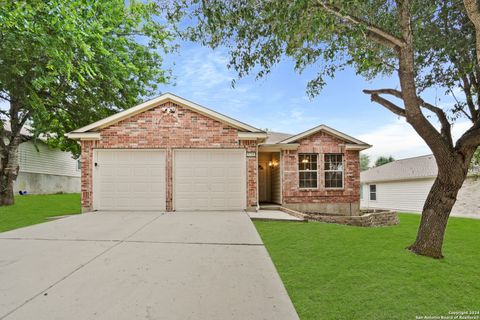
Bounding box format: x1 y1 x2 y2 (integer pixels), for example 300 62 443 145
177 1 474 112
472 147 480 168
375 155 395 167
360 153 370 171
255 214 480 319
0 194 80 232
0 0 174 156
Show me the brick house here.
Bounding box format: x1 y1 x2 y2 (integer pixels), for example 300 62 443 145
67 93 370 214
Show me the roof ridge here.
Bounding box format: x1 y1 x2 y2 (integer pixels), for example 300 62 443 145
391 154 434 162
68 92 264 134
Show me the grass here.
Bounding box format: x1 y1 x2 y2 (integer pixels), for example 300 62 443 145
254 214 480 320
0 193 81 232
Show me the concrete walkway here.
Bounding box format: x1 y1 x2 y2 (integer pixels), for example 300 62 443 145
0 211 299 320
249 210 304 222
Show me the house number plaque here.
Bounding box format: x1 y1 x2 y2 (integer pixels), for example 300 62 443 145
246 152 256 158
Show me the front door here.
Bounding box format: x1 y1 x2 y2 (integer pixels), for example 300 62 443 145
258 162 268 202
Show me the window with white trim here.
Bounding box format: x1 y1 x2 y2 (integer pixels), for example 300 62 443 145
324 154 343 188
370 184 377 200
298 154 318 188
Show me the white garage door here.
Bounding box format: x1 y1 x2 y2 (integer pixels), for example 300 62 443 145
174 149 246 211
93 150 166 211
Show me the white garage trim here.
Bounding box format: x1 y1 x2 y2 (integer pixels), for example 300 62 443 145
173 149 247 211
93 149 166 211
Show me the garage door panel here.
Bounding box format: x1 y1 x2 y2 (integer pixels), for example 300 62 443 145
94 150 166 211
174 149 246 211
193 167 209 177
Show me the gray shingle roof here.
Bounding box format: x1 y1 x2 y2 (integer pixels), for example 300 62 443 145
361 154 438 183
265 131 293 144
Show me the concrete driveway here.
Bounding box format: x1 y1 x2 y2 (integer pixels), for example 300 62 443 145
0 211 299 320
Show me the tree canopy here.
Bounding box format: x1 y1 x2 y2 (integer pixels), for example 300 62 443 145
0 0 174 205
0 0 174 155
375 156 395 167
173 0 480 258
360 153 370 171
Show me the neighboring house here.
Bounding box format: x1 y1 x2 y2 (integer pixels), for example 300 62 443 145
360 154 480 217
67 93 370 213
2 123 81 194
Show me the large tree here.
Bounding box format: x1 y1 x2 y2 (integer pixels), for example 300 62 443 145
176 0 480 258
0 0 173 205
375 156 395 167
360 153 370 171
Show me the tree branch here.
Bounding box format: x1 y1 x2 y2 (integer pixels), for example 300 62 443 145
363 88 403 99
364 88 454 148
0 90 11 103
315 1 406 49
456 121 480 153
460 76 478 122
363 89 406 117
417 99 453 147
464 0 480 67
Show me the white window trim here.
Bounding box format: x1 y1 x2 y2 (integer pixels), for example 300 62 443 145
324 153 344 190
369 184 377 201
298 153 319 190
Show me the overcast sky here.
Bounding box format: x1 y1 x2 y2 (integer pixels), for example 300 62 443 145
160 41 468 161
1 40 469 163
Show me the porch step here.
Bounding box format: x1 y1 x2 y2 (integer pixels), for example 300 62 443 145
259 204 281 210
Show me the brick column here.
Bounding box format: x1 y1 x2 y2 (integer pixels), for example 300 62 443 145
242 140 258 210
80 140 95 212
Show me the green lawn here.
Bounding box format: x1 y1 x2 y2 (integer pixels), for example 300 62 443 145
0 193 81 232
255 214 480 320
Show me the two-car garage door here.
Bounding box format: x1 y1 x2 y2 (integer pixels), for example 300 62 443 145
93 149 246 211
174 149 246 211
93 150 166 211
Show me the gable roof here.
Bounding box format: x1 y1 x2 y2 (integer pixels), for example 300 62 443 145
68 92 263 134
265 131 294 144
279 124 370 147
361 154 438 183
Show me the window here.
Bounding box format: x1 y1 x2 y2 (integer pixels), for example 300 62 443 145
298 154 318 188
370 185 377 200
324 154 343 188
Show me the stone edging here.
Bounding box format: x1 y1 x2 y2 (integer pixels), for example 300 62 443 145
280 207 399 227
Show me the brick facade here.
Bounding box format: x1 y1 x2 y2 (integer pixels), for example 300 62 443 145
80 102 258 212
79 99 363 214
282 131 361 215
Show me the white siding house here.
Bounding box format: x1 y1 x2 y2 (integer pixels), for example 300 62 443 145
2 122 80 194
14 140 81 194
360 155 480 218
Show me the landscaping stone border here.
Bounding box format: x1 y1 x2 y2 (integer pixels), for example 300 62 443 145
280 207 399 227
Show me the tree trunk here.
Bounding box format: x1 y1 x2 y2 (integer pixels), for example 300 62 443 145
407 158 468 259
0 141 20 206
0 169 16 206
